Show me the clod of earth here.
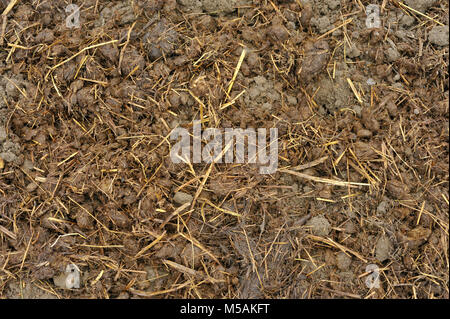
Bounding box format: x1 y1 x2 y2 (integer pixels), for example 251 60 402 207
428 25 450 46
307 216 332 237
375 236 393 262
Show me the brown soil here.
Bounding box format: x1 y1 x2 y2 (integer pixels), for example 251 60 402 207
0 0 448 299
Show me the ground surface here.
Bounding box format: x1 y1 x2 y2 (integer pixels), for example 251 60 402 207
0 0 448 299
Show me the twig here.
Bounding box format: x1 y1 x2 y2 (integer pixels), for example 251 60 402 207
279 168 370 187
0 0 19 46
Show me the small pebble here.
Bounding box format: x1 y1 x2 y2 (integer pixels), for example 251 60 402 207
357 129 373 138
53 264 81 289
173 191 193 205
377 200 389 215
386 47 401 62
366 78 376 86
